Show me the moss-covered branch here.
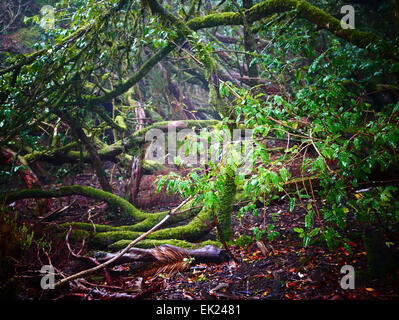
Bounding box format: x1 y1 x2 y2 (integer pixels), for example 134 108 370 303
0 182 218 250
23 143 126 165
75 207 214 249
24 142 79 163
21 120 220 165
1 185 145 221
128 119 220 140
187 0 396 58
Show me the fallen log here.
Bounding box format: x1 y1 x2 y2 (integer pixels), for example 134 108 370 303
66 244 231 277
93 244 231 266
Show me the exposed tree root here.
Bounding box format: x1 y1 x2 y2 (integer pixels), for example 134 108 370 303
1 174 324 252
66 207 215 249
1 185 144 220
1 185 219 251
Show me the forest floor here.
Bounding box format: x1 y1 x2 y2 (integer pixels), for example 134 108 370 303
7 160 399 300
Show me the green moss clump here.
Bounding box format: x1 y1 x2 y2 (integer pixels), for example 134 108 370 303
149 208 213 241
142 160 166 173
124 208 197 232
68 229 90 241
115 115 127 131
187 0 393 57
199 240 223 248
234 235 253 248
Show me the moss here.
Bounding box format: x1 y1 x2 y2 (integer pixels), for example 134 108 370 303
132 119 220 139
109 239 222 250
1 185 147 221
109 239 198 250
91 230 142 247
34 0 58 7
114 115 127 131
24 143 78 162
199 240 223 248
149 208 214 241
187 12 241 30
234 234 253 248
84 207 213 248
53 227 90 241
142 160 166 173
59 222 117 233
125 207 197 232
187 0 395 57
86 42 177 107
68 229 90 241
215 173 237 242
146 108 163 122
394 0 399 30
3 187 218 252
65 210 216 250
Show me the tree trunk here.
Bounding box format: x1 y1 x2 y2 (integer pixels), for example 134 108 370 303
243 0 259 87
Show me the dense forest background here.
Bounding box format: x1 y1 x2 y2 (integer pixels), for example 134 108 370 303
0 0 399 300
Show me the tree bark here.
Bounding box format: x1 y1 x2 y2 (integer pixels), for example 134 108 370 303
243 0 259 87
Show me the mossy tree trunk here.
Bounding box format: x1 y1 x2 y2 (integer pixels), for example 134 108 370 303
215 173 237 242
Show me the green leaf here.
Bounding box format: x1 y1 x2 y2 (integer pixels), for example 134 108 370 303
279 167 290 182
294 227 304 233
289 197 296 212
303 235 311 247
309 227 320 237
305 212 312 228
